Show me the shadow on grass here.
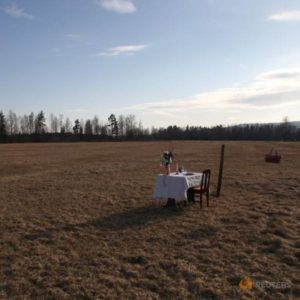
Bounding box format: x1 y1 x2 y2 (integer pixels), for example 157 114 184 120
23 204 184 241
85 204 184 230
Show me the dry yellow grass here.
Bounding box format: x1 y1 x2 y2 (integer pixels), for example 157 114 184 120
0 141 299 299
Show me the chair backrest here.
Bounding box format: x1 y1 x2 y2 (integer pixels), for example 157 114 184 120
200 169 211 191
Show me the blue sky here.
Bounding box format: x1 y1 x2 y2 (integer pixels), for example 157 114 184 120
1 0 300 127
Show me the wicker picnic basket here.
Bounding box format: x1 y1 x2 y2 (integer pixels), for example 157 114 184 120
265 148 281 163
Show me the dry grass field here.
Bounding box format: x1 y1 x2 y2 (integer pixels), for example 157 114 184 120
0 141 299 299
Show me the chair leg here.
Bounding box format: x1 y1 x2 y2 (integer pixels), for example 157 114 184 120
207 191 209 207
187 189 195 203
200 193 202 209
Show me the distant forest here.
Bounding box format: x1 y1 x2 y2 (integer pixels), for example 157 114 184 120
0 110 299 143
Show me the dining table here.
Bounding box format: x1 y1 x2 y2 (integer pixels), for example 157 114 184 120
153 171 203 206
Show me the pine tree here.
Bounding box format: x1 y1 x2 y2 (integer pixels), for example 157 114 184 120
0 111 7 137
73 119 81 134
35 111 46 134
108 114 119 137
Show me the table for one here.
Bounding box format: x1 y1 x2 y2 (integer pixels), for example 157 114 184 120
153 172 203 205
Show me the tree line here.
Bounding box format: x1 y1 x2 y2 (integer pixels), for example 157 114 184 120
0 110 299 143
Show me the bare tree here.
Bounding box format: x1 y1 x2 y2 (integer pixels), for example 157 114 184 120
84 119 93 135
19 115 26 134
125 114 136 138
29 112 34 134
50 113 59 133
7 110 18 135
99 121 108 136
13 113 19 134
137 121 144 137
59 114 64 133
65 118 72 133
80 119 85 135
92 116 100 135
118 114 126 137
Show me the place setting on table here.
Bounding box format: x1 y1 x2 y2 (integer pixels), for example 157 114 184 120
153 150 211 208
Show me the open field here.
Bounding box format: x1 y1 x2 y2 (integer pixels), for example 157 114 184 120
0 141 299 299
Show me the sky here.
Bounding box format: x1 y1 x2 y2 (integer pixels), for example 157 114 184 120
0 0 300 128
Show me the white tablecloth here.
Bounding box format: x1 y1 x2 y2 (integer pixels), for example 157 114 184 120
153 172 202 202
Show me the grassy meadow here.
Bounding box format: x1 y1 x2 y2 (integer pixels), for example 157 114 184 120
0 141 299 299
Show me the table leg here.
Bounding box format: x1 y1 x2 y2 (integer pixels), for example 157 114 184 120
166 198 176 207
187 189 195 203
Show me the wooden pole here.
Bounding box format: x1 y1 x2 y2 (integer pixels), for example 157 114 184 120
216 144 225 197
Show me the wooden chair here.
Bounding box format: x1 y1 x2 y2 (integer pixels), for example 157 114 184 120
190 169 211 208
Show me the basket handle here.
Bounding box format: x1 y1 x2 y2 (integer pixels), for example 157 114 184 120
270 148 278 155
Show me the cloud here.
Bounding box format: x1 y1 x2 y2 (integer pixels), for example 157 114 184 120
2 4 34 19
128 68 300 115
255 69 300 80
95 0 136 13
268 10 300 21
98 44 148 56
